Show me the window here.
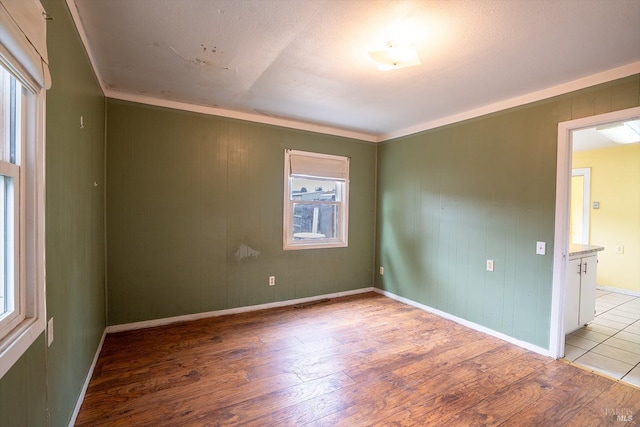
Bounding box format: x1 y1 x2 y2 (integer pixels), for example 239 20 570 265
0 0 49 380
0 64 24 338
284 150 349 250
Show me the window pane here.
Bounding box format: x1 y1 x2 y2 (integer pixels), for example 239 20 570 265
0 66 21 165
291 177 337 201
292 203 338 240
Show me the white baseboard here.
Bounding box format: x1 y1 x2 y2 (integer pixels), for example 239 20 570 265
597 285 640 298
106 287 375 333
373 288 551 358
68 329 107 427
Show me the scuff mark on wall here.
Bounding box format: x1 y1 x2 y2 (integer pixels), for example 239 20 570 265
235 244 260 261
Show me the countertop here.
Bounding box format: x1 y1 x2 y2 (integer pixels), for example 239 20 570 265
569 244 605 258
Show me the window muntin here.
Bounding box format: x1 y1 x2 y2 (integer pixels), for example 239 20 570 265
284 150 349 250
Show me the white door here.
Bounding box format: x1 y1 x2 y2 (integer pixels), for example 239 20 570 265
570 168 591 245
579 255 597 326
564 258 581 333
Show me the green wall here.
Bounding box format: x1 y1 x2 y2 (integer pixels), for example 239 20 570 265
375 75 640 349
106 101 377 325
0 0 106 425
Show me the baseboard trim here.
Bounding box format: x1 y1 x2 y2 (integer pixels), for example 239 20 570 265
596 285 640 298
106 287 375 333
68 329 107 427
373 288 551 357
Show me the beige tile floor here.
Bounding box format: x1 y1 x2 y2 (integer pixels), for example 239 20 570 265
564 289 640 387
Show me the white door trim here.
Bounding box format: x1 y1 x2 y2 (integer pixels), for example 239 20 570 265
549 106 640 359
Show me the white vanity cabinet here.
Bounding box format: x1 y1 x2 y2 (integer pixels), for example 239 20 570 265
564 246 603 334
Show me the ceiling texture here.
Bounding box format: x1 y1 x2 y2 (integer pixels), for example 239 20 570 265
69 0 640 142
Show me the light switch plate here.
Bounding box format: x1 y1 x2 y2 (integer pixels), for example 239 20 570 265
536 241 546 255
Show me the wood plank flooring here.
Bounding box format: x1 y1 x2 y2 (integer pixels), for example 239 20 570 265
75 292 640 426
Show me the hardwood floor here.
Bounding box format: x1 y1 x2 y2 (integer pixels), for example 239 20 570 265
76 292 640 426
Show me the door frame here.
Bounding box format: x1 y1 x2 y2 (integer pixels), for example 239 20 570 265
549 106 640 359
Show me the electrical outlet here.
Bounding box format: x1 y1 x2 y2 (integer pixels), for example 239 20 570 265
536 241 546 255
47 318 54 346
379 266 384 275
486 260 494 272
616 245 624 254
269 276 275 286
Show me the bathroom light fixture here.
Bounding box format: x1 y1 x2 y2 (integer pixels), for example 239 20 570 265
368 41 421 71
596 122 640 144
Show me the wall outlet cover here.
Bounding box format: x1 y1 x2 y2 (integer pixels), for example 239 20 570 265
486 260 494 272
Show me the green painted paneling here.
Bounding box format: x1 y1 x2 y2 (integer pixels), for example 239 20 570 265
43 0 106 424
0 334 48 426
106 101 376 325
375 74 640 349
0 0 106 425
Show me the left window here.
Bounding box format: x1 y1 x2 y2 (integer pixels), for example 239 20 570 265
0 64 24 337
0 0 49 379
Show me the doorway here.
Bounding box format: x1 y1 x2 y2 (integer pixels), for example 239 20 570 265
549 106 640 359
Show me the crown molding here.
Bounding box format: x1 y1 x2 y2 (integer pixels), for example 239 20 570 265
380 61 640 142
105 90 379 142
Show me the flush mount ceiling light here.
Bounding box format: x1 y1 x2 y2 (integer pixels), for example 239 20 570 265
368 41 421 71
596 121 640 144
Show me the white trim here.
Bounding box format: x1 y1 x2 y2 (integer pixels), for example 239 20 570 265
107 91 378 143
596 285 640 298
65 0 106 95
379 62 640 141
374 288 550 357
67 329 106 427
550 106 640 359
106 287 374 333
571 167 591 245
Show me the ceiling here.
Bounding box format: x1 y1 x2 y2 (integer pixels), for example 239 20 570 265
69 0 640 142
573 120 640 151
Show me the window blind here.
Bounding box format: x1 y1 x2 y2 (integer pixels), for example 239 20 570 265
0 0 50 90
288 150 349 181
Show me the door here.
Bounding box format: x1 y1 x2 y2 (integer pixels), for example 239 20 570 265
579 255 597 326
564 257 581 333
570 168 591 245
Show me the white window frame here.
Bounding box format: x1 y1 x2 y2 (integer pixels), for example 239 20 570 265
0 69 24 338
283 149 349 250
0 0 48 380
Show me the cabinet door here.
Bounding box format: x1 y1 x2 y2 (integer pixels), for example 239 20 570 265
565 258 582 333
579 255 597 326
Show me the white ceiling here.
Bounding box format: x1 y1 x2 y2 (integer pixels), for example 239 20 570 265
573 120 640 151
69 0 640 142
